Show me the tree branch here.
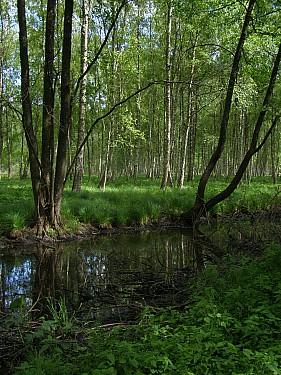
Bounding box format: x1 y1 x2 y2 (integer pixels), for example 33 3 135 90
72 0 127 102
254 115 280 154
65 81 156 183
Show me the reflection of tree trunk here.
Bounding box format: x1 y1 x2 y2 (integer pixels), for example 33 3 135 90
33 249 61 313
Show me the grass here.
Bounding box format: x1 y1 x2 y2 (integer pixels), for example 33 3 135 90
12 243 281 374
0 176 280 234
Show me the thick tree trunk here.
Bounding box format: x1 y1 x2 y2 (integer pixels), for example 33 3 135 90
54 0 74 226
40 0 56 228
72 0 89 192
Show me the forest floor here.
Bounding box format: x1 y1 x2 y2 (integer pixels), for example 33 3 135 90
0 176 280 245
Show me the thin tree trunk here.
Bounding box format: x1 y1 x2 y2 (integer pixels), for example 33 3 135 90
72 0 89 192
161 0 173 189
178 36 197 188
0 57 3 178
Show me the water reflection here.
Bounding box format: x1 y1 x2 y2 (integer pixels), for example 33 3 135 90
0 230 208 322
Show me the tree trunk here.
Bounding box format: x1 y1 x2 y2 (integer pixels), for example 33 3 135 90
184 40 281 223
161 0 173 189
182 0 256 223
72 0 89 192
0 54 3 179
40 0 56 229
177 36 197 188
53 0 74 226
17 0 41 213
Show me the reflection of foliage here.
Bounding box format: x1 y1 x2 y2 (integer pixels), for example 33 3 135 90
14 244 281 375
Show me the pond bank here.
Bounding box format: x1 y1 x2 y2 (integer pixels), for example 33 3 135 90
1 204 280 249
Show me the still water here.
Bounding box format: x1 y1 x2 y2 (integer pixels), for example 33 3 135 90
0 229 212 322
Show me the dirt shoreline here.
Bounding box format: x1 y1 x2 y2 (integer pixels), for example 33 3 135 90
0 220 187 249
1 206 280 249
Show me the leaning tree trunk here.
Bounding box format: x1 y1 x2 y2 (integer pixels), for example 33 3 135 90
182 0 256 223
53 0 74 226
203 43 281 212
72 0 89 192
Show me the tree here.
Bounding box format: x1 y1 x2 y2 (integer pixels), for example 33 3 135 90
17 0 131 233
161 0 173 189
17 0 74 232
182 0 281 224
72 0 89 192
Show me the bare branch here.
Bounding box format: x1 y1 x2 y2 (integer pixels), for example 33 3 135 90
254 115 280 154
72 0 127 102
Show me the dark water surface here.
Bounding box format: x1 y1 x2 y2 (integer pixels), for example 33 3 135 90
0 229 210 322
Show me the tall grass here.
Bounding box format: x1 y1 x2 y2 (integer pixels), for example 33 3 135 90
0 176 280 233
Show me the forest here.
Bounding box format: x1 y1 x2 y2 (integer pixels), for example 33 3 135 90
1 0 281 374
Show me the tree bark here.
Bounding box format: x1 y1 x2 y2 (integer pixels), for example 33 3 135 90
194 0 256 204
161 0 173 189
183 41 281 223
204 43 281 211
54 0 74 225
17 0 41 214
182 0 256 222
40 0 56 227
72 0 89 192
177 36 197 188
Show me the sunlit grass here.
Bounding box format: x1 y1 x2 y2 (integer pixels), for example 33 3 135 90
0 176 280 234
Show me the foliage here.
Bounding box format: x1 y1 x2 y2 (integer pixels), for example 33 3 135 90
13 244 281 374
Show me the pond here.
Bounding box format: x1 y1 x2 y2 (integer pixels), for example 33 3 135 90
1 214 280 323
0 229 211 323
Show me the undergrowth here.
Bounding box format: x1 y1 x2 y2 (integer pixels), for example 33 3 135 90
12 244 281 374
0 176 279 234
